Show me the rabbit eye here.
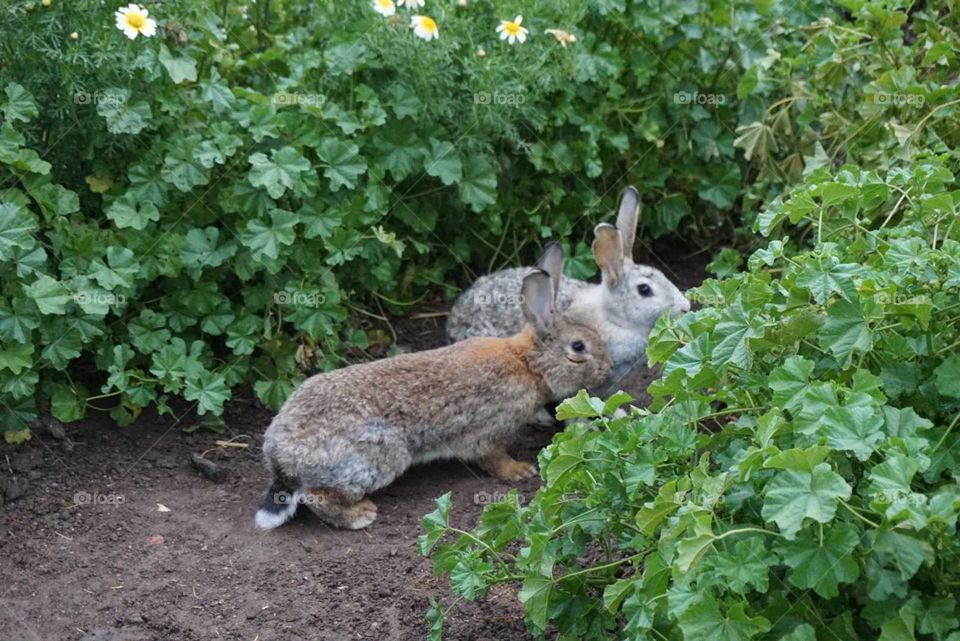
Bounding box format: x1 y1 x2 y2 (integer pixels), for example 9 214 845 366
571 340 586 353
637 283 653 297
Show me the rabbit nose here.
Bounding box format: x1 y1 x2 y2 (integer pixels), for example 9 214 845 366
676 297 691 314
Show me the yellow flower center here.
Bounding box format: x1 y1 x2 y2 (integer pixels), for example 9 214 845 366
126 13 145 29
377 0 391 7
503 22 521 36
420 17 436 32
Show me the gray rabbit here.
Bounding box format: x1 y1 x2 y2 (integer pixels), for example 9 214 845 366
255 244 612 530
447 187 690 390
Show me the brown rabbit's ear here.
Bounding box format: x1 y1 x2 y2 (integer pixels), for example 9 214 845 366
593 224 624 288
521 270 555 337
615 186 640 264
534 242 564 303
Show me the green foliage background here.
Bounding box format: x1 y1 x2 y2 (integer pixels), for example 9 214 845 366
424 157 960 640
0 0 845 436
418 1 960 639
2 0 960 637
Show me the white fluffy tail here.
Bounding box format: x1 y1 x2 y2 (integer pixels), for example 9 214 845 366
255 477 299 530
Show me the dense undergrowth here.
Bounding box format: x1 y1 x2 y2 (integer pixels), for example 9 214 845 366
423 154 960 640
1 0 953 436
0 0 824 434
421 1 960 639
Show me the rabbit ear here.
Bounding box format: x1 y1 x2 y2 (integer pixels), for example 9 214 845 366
615 186 640 264
521 270 555 337
534 242 564 304
593 223 624 288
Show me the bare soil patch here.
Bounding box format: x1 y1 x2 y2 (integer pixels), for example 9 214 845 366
0 250 708 641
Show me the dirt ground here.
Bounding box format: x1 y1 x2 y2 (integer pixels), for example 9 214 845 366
0 248 708 641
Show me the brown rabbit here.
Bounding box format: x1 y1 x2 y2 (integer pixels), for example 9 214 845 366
255 244 612 530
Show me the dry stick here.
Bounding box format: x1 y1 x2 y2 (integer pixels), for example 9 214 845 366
408 311 450 320
214 440 249 449
200 435 251 459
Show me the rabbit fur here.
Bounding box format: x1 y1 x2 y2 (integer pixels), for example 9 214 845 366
255 245 612 530
446 187 690 391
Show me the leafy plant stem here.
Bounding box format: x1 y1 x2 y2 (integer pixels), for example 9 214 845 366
931 412 960 455
557 553 643 583
838 499 880 528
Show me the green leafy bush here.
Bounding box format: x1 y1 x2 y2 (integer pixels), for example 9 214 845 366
421 153 960 639
421 1 960 634
0 0 955 442
0 0 848 437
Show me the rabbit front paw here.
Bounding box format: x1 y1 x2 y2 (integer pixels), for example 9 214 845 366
479 451 539 482
498 460 538 481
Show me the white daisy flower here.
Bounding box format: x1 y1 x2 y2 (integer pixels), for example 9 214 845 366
497 15 528 45
398 0 425 7
114 3 157 40
373 0 396 16
410 15 439 41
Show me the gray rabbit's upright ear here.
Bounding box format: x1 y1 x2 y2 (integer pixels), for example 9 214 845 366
615 186 640 264
521 270 555 337
593 223 624 288
534 242 564 304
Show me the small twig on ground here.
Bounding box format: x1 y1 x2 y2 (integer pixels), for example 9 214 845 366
214 439 249 449
199 435 250 458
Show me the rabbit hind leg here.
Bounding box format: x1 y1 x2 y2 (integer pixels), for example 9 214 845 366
299 422 410 529
302 486 378 530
